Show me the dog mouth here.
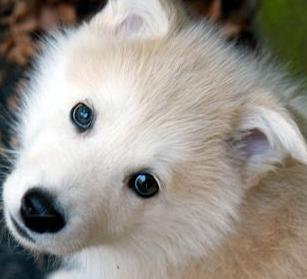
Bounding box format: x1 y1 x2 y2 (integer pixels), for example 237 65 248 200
10 215 36 243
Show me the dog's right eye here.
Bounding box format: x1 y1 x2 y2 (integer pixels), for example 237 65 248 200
70 103 94 132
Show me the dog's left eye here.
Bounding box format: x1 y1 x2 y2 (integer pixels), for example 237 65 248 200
128 172 159 198
71 103 94 131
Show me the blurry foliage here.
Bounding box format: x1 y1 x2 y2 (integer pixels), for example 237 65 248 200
257 0 307 79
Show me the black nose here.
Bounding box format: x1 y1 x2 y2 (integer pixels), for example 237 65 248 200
20 188 65 234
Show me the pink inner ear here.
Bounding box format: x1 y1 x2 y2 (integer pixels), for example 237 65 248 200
116 14 145 35
241 129 270 158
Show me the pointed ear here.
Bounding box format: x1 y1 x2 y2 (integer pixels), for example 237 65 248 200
233 106 307 185
88 0 172 40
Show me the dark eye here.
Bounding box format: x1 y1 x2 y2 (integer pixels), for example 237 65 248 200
71 103 94 131
128 172 159 198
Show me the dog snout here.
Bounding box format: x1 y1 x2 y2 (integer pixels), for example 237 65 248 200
20 188 66 234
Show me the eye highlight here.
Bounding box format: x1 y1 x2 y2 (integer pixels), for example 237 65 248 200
70 103 94 131
128 172 159 198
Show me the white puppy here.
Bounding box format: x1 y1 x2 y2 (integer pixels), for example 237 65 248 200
3 0 307 278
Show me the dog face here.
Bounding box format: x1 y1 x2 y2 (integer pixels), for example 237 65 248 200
3 0 307 259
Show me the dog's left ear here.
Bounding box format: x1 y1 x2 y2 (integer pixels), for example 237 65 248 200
88 0 174 39
233 106 307 186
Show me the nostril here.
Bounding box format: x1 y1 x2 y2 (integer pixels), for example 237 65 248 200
20 188 65 234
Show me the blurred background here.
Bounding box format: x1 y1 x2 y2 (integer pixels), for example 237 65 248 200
0 0 306 278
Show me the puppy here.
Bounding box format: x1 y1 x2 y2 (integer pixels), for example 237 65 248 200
3 0 307 278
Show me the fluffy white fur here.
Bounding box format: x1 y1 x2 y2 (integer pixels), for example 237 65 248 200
3 0 307 278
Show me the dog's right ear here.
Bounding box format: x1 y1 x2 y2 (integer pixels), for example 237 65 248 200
88 0 174 40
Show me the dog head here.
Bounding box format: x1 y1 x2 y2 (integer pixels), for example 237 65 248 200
3 0 307 261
